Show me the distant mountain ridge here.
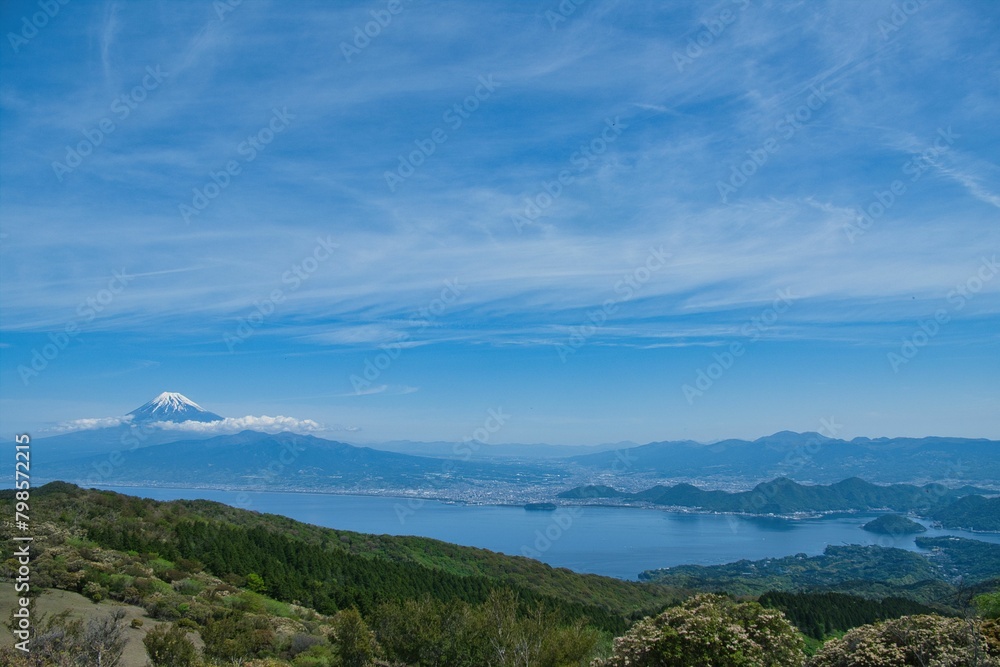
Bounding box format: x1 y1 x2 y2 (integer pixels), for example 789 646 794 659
567 431 1000 484
37 430 565 489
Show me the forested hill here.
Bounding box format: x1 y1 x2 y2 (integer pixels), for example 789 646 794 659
930 495 1000 532
639 535 1000 600
559 477 991 516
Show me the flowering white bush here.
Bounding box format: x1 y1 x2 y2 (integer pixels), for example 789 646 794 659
595 593 804 667
807 614 1000 667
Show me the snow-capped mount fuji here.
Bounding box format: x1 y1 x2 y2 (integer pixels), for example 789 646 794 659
127 392 224 424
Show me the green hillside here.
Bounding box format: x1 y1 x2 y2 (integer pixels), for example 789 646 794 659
930 495 1000 532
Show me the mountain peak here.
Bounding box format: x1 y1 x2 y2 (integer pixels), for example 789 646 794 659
152 391 204 410
128 392 224 424
754 431 833 446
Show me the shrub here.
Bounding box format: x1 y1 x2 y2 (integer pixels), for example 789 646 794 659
148 557 174 574
6 608 129 667
144 623 199 667
144 593 184 621
597 593 805 667
293 643 337 667
108 574 135 597
208 582 239 598
161 568 186 583
122 585 143 605
82 580 109 603
228 590 267 614
247 572 267 593
330 608 379 667
124 563 149 577
201 613 276 660
173 578 204 597
288 633 326 657
977 593 1000 620
175 558 204 573
808 614 1000 667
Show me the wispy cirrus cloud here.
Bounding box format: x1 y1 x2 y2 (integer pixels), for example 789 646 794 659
2 1 998 349
338 385 420 398
2 0 998 443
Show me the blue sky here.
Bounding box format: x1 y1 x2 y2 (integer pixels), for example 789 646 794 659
1 0 998 445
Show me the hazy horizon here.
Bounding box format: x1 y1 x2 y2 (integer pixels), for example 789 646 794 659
20 388 1000 448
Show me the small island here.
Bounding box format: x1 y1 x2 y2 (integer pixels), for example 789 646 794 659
862 514 927 535
524 502 558 511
